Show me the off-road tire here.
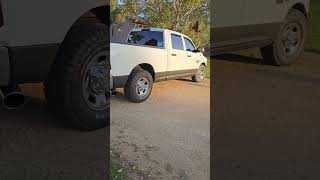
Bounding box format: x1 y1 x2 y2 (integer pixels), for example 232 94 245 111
124 67 153 103
44 23 109 130
261 9 307 66
192 64 206 82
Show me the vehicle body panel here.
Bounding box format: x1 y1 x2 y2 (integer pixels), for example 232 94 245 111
111 29 207 88
111 43 168 77
211 0 310 55
0 0 109 86
0 0 109 46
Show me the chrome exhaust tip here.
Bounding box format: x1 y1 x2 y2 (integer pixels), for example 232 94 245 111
0 87 26 110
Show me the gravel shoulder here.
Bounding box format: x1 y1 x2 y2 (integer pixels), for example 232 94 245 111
111 78 210 180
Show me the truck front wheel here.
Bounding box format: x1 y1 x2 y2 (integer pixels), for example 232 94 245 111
260 9 307 66
44 23 109 130
124 67 153 103
192 64 206 82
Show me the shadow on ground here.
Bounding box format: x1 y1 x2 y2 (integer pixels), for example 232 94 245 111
0 85 108 180
0 97 69 129
212 52 320 180
213 53 264 65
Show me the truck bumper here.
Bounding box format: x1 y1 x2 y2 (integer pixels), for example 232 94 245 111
0 47 10 86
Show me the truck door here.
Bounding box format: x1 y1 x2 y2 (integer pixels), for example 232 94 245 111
242 0 286 40
211 0 245 50
167 33 188 78
183 36 201 70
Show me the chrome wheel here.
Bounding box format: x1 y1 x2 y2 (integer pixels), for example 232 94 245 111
135 77 150 98
282 22 302 57
197 65 206 80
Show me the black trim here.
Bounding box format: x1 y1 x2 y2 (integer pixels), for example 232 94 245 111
211 22 282 55
113 75 129 88
154 72 167 82
211 39 273 56
165 69 198 80
9 44 60 84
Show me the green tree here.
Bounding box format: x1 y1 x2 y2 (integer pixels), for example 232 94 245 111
111 0 210 48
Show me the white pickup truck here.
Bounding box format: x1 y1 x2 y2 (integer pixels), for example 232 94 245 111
111 28 208 102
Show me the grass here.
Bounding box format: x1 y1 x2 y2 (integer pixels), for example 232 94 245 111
306 0 320 51
110 159 127 180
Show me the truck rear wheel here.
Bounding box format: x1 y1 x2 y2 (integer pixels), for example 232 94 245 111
124 67 153 103
44 23 109 130
260 9 307 66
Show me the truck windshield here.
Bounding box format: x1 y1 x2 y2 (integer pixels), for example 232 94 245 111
127 30 164 48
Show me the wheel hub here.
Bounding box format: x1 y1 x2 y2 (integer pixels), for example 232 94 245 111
88 65 108 94
197 66 206 80
282 22 301 56
82 53 109 110
136 78 149 97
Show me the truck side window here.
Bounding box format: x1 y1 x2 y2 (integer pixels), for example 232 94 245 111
184 37 196 52
171 34 184 50
127 31 164 48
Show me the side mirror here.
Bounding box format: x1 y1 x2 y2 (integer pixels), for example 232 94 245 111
192 49 201 53
192 47 205 53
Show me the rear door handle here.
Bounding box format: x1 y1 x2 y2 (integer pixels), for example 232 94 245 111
172 53 177 56
187 55 192 57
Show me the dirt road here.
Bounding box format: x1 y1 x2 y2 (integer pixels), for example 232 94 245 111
0 84 108 179
111 79 210 180
212 51 320 180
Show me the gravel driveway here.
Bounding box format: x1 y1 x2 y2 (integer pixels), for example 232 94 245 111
111 79 210 180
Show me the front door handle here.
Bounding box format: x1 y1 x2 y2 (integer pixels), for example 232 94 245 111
172 53 177 56
187 55 192 57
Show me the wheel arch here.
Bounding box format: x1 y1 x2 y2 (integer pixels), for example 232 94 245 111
290 2 308 18
137 63 155 80
62 5 110 42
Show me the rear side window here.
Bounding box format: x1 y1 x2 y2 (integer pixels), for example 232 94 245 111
127 30 164 48
171 34 184 50
184 37 196 52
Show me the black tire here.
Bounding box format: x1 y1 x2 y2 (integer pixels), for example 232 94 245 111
124 67 153 103
44 23 110 130
261 9 307 66
192 64 206 82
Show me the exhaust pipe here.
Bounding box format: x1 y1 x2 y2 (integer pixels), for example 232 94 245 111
0 86 26 110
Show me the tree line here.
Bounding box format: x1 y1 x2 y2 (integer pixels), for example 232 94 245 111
111 0 210 49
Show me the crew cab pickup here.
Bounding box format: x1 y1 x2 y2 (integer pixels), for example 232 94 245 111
111 28 208 102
